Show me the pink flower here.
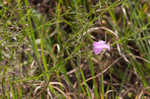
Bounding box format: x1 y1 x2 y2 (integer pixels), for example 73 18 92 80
93 40 110 55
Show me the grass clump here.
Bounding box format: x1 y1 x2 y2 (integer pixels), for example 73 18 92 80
0 0 150 99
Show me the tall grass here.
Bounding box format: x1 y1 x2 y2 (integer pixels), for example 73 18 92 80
0 0 150 98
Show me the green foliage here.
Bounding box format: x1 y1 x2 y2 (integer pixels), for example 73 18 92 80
0 0 150 98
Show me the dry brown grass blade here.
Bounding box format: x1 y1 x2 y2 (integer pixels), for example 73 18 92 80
61 64 84 78
81 57 122 85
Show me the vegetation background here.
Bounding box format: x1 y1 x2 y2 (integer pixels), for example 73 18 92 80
0 0 150 98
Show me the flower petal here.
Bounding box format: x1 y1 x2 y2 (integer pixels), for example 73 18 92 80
93 40 110 55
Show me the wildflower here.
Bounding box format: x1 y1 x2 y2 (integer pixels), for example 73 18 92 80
93 40 110 55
